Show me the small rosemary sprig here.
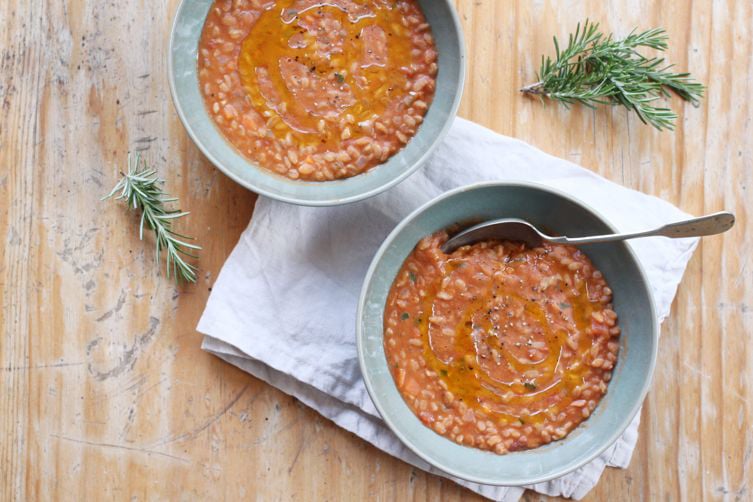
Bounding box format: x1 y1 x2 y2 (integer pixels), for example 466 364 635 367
103 153 201 283
522 20 704 130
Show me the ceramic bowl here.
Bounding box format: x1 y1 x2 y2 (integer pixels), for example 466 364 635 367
168 0 466 206
357 181 658 485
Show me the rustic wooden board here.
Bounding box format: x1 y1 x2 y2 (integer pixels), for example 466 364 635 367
1 0 750 500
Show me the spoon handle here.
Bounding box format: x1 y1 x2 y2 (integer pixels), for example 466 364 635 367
552 211 736 245
655 211 736 238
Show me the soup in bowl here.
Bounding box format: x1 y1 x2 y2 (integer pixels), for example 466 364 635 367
357 182 658 485
169 0 465 205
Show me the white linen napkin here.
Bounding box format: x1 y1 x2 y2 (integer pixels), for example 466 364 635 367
197 118 698 500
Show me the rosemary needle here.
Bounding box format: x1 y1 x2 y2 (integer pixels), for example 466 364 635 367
102 153 201 283
522 20 705 130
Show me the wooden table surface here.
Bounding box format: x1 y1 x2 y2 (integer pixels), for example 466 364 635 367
2 0 751 500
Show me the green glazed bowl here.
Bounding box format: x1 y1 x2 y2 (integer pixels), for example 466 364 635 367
168 0 465 206
357 181 658 485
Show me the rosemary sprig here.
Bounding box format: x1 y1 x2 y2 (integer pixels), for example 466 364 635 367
521 20 704 130
102 153 201 283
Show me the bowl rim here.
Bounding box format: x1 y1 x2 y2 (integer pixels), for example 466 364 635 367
356 180 659 486
167 0 467 206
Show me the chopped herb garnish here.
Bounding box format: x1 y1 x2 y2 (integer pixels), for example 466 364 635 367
408 271 417 283
559 302 571 310
439 369 448 377
524 382 537 391
401 312 410 320
334 72 345 83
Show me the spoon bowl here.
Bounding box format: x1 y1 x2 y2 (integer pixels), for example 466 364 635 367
442 218 546 250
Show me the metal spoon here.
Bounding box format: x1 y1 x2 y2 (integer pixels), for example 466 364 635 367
441 211 736 253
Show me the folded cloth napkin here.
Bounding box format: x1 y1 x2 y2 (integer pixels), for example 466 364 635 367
197 118 698 500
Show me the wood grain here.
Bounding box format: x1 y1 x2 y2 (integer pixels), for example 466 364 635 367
1 0 751 500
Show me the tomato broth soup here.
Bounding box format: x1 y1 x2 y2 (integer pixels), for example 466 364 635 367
198 0 438 181
383 231 621 454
